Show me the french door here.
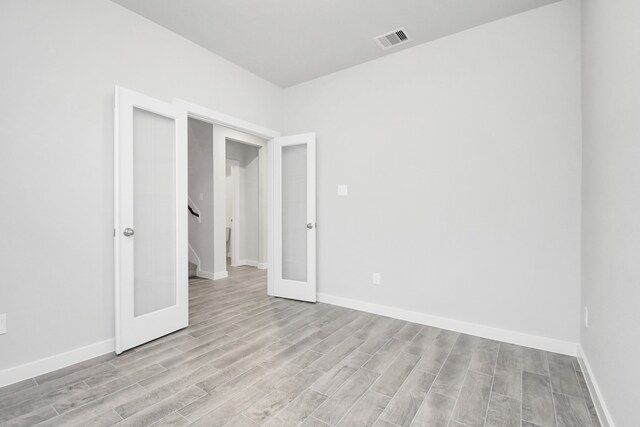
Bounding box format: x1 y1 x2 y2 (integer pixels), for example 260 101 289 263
114 86 188 354
269 133 317 302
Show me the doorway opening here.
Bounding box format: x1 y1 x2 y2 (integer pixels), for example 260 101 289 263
176 98 317 302
226 139 261 268
187 117 213 279
187 117 268 281
115 88 316 355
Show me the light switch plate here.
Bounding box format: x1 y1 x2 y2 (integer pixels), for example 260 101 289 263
337 185 348 196
0 314 6 334
372 272 381 285
584 307 589 328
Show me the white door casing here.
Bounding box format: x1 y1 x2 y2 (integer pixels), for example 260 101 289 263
114 86 188 354
226 159 240 267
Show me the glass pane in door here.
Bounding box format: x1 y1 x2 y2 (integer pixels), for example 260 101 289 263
132 107 177 316
281 144 307 281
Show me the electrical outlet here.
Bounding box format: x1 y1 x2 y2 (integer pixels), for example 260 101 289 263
584 307 589 328
337 185 348 196
0 314 6 335
372 272 381 285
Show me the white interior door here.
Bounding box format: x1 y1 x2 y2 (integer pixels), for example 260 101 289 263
269 133 316 302
114 86 188 354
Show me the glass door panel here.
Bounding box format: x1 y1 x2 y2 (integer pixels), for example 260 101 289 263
281 144 307 282
132 107 177 317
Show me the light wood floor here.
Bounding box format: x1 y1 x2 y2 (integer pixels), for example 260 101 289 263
0 266 600 427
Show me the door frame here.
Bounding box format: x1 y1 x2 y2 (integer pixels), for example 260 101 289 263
226 159 240 267
174 99 279 287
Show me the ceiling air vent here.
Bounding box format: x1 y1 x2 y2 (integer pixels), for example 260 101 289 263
374 28 411 50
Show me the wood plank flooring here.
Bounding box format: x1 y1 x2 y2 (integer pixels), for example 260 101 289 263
0 266 601 426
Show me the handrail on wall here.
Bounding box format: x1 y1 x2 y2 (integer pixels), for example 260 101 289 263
188 204 200 218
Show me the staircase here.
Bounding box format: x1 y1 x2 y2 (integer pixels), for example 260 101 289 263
189 262 197 278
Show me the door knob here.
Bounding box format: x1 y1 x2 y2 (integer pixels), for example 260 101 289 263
306 223 314 229
123 228 135 237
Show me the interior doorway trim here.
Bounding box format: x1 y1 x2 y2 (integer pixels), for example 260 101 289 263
226 159 240 267
174 100 280 140
174 99 280 279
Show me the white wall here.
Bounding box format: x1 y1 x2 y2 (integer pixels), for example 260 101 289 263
188 118 214 274
0 0 282 374
581 0 640 425
283 0 582 346
226 140 260 265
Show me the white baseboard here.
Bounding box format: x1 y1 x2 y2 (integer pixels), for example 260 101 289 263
577 345 615 427
317 293 578 356
213 271 229 280
239 260 259 267
0 339 115 388
195 269 216 280
257 262 268 270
